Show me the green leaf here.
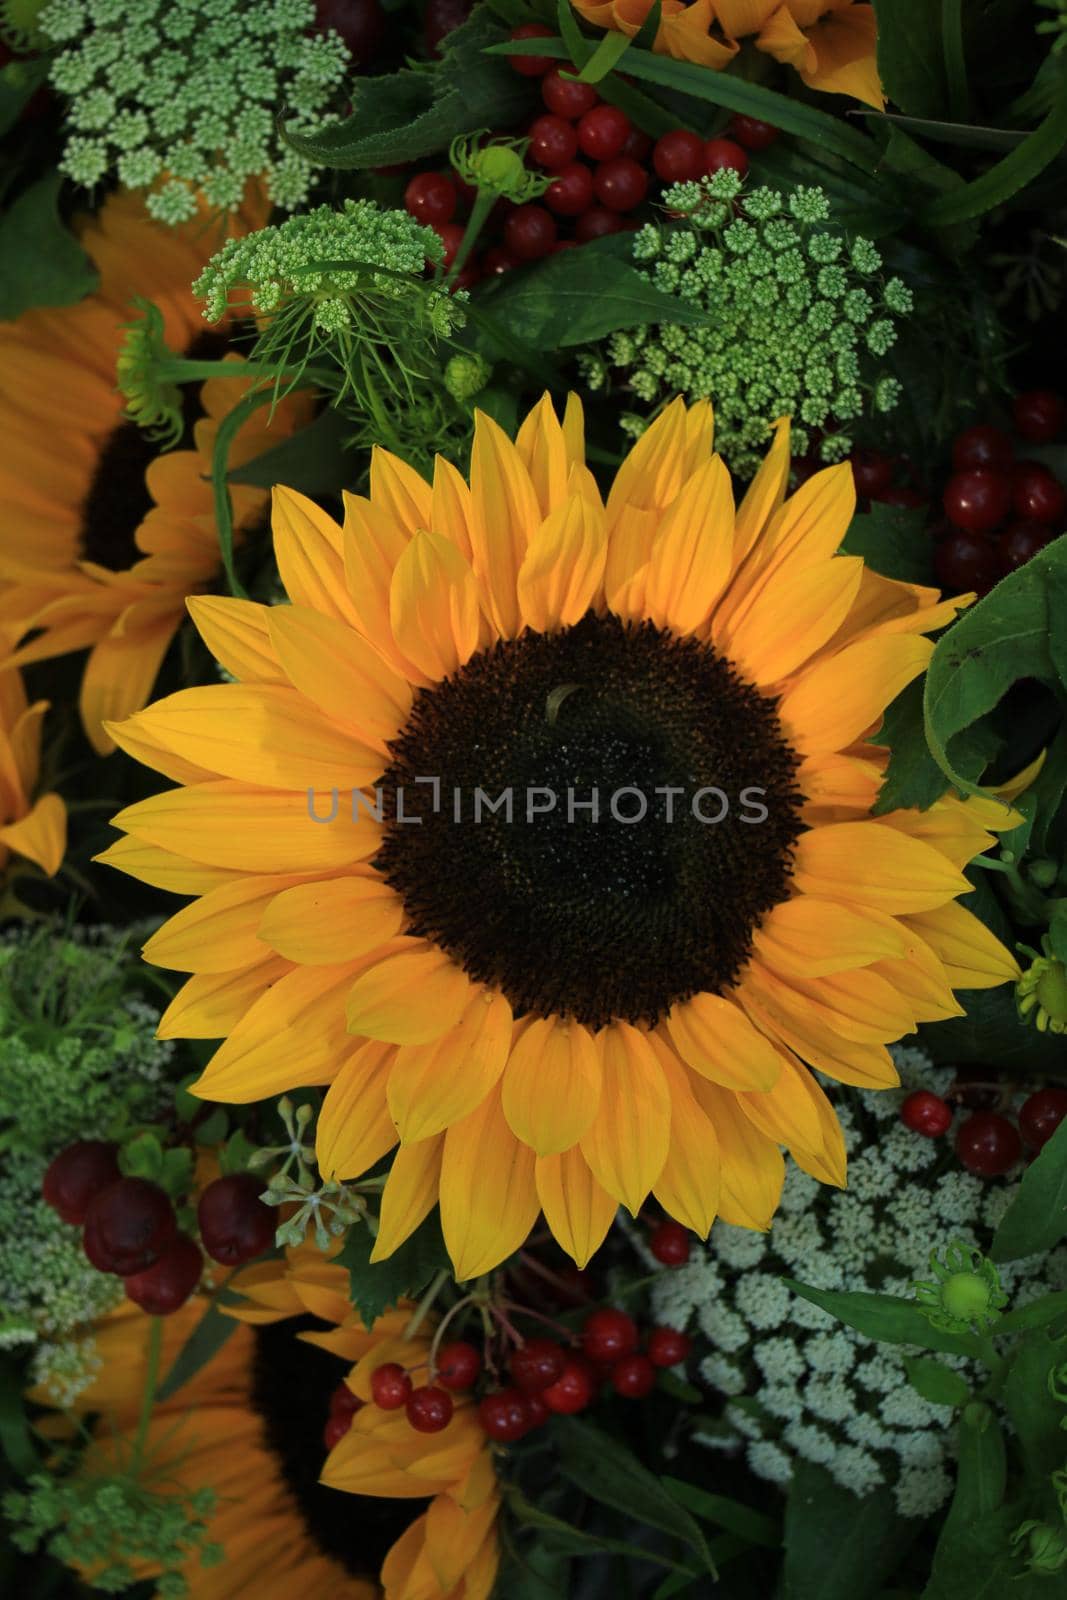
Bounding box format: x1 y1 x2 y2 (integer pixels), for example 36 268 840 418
991 1114 1067 1262
474 235 711 349
156 1293 242 1402
874 679 953 815
859 111 1035 153
923 536 1067 799
554 1417 716 1572
0 57 47 138
336 1211 450 1328
0 1356 38 1476
507 1489 699 1576
874 0 949 118
487 38 881 175
1002 1326 1067 1480
922 1403 1013 1600
1048 900 1067 966
996 1289 1067 1336
940 0 968 122
919 70 1067 225
574 31 633 83
159 1145 194 1199
285 12 529 169
782 1460 913 1600
783 1280 983 1358
662 1477 780 1548
229 405 355 496
903 1354 971 1407
194 1107 229 1146
119 1131 164 1183
844 503 935 583
922 982 1067 1076
0 175 97 321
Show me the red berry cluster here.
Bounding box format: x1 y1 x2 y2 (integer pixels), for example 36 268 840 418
42 1147 277 1315
402 31 777 289
359 1309 691 1442
900 1084 1067 1176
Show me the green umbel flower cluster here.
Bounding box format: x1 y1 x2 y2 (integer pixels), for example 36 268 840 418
581 172 913 478
193 199 455 335
37 0 350 223
4 1471 221 1596
0 927 180 1399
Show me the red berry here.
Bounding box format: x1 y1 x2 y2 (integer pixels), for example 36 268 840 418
1018 1087 1067 1151
900 1089 953 1138
998 521 1052 574
197 1174 277 1267
329 1381 362 1419
879 486 927 508
582 1307 639 1363
611 1353 657 1398
83 1179 177 1276
574 207 624 242
1013 389 1066 444
703 137 749 177
406 1385 454 1433
483 246 518 275
592 156 648 213
524 1393 551 1428
955 1111 1023 1177
433 221 466 270
42 1140 120 1225
621 126 653 163
528 113 579 171
507 22 555 77
541 64 598 119
504 204 557 261
478 1387 531 1441
541 1356 596 1414
122 1234 202 1315
1012 464 1066 526
849 448 893 499
371 1362 413 1410
653 129 707 184
425 0 470 55
577 104 631 162
404 171 457 227
942 469 1011 533
934 528 999 595
647 1326 692 1368
314 0 384 61
952 425 1013 473
545 160 594 217
727 114 778 151
510 1338 567 1393
323 1413 351 1450
650 1220 690 1266
435 1340 481 1391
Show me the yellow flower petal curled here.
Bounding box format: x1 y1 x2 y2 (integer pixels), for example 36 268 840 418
665 992 781 1091
389 528 482 682
516 492 607 632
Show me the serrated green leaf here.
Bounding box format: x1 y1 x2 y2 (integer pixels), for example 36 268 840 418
474 235 711 349
554 1418 715 1572
844 503 936 583
120 1131 164 1182
991 1115 1067 1261
194 1107 229 1146
284 12 528 170
336 1212 450 1328
874 679 954 815
903 1354 971 1408
783 1460 913 1600
783 1280 983 1358
159 1146 194 1199
0 174 97 321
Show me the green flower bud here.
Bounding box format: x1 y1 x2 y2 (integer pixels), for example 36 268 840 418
1012 1520 1067 1575
1018 936 1067 1034
444 352 492 404
914 1240 1008 1333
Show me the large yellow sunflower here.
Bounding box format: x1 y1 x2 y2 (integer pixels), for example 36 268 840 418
102 396 1019 1280
0 188 308 755
35 1254 497 1599
570 0 883 107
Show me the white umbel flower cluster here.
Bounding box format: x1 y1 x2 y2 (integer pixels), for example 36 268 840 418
651 1047 1067 1518
38 0 350 222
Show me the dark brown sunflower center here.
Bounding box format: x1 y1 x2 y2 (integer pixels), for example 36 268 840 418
374 612 804 1029
252 1319 424 1582
79 329 229 571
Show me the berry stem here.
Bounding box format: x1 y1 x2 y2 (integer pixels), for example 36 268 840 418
497 1299 579 1343
426 1293 477 1375
402 1269 451 1341
515 1250 593 1303
131 1315 163 1475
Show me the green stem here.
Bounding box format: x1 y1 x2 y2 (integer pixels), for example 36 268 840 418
403 1269 450 1341
131 1317 163 1475
447 189 496 285
155 357 338 387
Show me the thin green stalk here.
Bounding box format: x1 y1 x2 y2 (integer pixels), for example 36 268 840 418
131 1316 163 1475
403 1269 451 1341
447 189 497 285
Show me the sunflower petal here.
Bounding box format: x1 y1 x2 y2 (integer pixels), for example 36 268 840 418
258 875 404 964
904 900 1021 987
186 596 283 683
316 1040 398 1180
468 410 541 639
388 990 512 1144
440 1087 539 1279
687 1076 784 1230
792 821 970 912
371 1136 444 1261
346 941 474 1045
370 445 432 534
502 1017 602 1156
778 633 933 754
727 554 864 685
665 992 781 1090
389 528 481 681
192 962 358 1101
579 1023 670 1213
647 1038 720 1237
535 1147 617 1268
268 604 412 748
272 485 358 627
142 874 291 973
516 492 607 632
753 896 906 978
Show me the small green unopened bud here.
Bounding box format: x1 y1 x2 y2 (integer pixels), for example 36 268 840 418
914 1240 1008 1333
1012 1520 1067 1575
450 132 549 203
940 1270 994 1324
444 352 491 404
1027 858 1058 889
1018 936 1067 1034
